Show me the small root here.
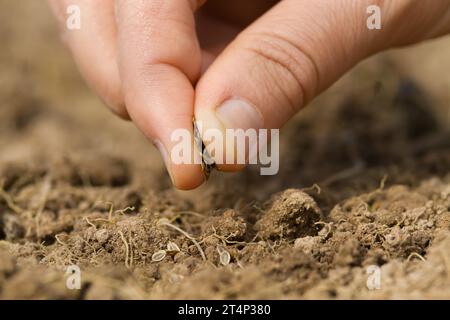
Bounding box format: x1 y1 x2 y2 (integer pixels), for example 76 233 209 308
0 185 24 214
175 211 204 219
407 252 426 262
301 183 322 195
378 174 388 191
55 234 67 246
118 231 131 269
84 216 97 229
93 203 134 224
158 218 206 261
314 221 332 238
35 176 52 238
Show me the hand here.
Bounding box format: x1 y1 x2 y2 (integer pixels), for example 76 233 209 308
48 0 450 189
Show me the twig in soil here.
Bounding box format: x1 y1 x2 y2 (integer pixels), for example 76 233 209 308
84 216 97 229
175 211 204 218
118 231 131 268
0 185 24 214
407 252 426 262
81 237 97 254
55 234 67 246
93 203 134 224
116 206 135 215
266 240 281 256
377 174 388 191
395 212 407 227
35 176 52 238
129 233 134 267
206 226 260 248
157 218 206 261
301 183 322 195
53 235 77 264
107 202 115 222
314 221 332 238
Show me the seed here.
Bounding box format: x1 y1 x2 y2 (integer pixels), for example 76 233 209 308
193 118 216 180
167 241 180 253
217 246 231 266
152 250 167 262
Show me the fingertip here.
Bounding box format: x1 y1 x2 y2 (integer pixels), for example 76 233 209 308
195 93 262 172
154 134 205 190
171 164 205 190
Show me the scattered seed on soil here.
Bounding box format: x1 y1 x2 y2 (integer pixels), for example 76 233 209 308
167 241 180 253
217 246 231 266
152 250 167 262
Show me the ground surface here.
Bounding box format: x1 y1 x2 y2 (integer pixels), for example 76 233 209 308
0 2 449 299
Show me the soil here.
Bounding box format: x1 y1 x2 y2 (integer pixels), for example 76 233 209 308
0 2 449 299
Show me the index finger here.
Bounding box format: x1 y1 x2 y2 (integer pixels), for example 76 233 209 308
116 0 205 189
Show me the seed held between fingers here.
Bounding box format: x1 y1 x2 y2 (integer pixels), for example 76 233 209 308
193 117 216 180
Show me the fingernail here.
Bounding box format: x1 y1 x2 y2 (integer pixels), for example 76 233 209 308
154 140 174 183
216 98 263 130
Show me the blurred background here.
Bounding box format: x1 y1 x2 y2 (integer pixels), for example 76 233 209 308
0 1 448 176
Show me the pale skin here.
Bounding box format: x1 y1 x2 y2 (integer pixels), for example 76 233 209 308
48 0 450 189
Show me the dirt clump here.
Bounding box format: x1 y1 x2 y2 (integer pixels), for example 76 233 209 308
255 189 322 240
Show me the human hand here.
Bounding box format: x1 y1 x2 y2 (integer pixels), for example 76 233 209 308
48 0 450 189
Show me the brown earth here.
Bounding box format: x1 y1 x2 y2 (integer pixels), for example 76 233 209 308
0 2 449 299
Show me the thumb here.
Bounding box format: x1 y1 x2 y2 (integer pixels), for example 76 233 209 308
194 0 385 171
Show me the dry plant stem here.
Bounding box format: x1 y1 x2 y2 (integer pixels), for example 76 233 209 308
314 221 332 238
0 186 24 214
54 234 67 246
407 252 426 262
93 203 134 224
158 219 206 261
129 233 134 267
84 216 97 229
35 176 51 238
301 184 322 195
378 174 388 190
118 231 131 268
175 211 205 218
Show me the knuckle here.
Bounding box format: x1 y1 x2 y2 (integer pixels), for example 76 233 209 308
241 30 320 113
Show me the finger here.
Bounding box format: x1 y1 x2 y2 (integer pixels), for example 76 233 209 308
48 0 127 118
196 13 241 72
116 0 205 190
195 0 375 171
